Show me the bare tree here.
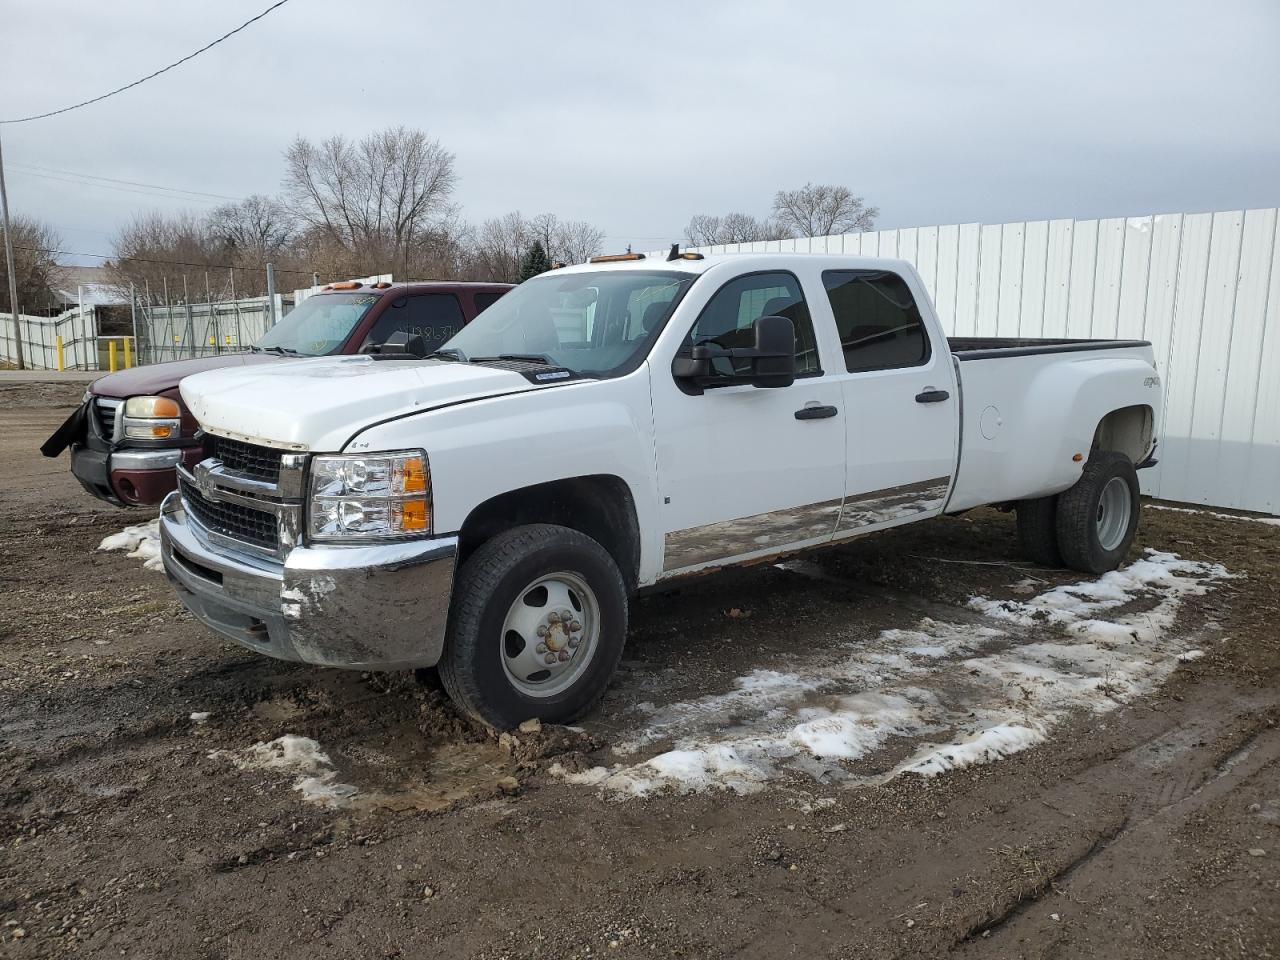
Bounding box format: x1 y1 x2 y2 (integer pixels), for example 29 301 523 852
685 212 789 247
463 211 606 282
207 195 296 260
0 215 64 316
283 126 457 278
106 211 222 303
528 212 604 265
771 183 877 238
467 211 530 284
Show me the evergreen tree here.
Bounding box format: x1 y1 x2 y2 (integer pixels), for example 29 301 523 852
518 240 551 282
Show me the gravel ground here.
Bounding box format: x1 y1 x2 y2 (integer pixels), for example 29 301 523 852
1 381 1277 959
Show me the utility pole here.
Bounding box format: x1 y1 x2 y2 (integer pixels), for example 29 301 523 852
265 262 277 327
0 129 26 370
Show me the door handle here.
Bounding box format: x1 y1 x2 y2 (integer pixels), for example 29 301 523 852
795 404 838 420
915 387 950 404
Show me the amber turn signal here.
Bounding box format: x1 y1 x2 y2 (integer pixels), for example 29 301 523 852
397 499 430 531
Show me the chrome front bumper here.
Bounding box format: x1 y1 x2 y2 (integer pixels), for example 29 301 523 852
159 491 457 670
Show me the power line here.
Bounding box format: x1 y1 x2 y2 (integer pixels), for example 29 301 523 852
9 161 243 202
10 168 238 205
0 0 293 125
16 243 318 277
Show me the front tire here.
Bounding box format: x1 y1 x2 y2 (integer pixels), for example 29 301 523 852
439 524 628 729
1055 451 1141 574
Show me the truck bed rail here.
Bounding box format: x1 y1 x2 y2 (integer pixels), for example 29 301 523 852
949 337 1151 360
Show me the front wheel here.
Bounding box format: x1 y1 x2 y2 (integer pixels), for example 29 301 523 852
1055 451 1141 574
439 524 628 729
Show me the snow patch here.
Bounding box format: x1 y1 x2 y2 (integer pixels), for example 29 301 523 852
211 734 358 807
896 721 1048 777
98 519 163 571
1146 504 1280 527
566 551 1229 798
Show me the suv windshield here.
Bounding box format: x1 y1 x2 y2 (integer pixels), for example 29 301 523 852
254 292 381 356
442 270 696 377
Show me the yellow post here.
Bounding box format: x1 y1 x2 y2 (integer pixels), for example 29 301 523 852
56 335 65 371
124 337 133 368
108 340 118 372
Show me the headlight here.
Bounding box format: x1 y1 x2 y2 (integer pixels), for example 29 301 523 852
308 450 432 542
122 396 182 440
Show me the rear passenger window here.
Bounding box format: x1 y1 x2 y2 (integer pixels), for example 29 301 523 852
822 270 930 373
473 291 505 314
681 271 820 378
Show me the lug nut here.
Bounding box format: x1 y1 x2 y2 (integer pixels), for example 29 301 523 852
547 612 560 624
536 642 547 654
536 625 548 637
557 651 570 662
570 620 581 632
561 610 573 622
544 653 557 665
568 636 581 649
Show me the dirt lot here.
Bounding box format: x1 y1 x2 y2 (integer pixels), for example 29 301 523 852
2 379 1277 959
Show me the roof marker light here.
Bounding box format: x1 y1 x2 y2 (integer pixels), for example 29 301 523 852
588 253 646 263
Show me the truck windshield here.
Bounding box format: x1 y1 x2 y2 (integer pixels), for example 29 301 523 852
253 292 380 356
442 270 696 377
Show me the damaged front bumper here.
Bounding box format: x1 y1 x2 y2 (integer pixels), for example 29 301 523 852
159 491 457 670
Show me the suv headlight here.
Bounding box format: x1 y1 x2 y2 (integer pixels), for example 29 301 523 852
308 450 432 542
123 396 182 440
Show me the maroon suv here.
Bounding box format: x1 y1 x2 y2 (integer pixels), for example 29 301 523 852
42 281 512 506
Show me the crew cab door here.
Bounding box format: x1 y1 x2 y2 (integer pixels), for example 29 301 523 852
651 270 845 575
817 268 958 536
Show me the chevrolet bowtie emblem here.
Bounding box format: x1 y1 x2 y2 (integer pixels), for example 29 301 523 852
193 461 215 497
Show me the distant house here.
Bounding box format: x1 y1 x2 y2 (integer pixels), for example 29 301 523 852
52 265 128 311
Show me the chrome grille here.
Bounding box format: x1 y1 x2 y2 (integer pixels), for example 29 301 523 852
94 398 121 438
206 435 283 483
179 476 279 552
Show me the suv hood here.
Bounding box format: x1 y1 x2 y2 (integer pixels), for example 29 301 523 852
179 355 541 452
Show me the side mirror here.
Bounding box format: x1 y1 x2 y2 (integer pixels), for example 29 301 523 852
366 330 428 359
749 315 796 388
673 315 796 389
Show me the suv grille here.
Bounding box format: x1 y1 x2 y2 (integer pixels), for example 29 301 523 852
94 398 120 438
207 435 282 483
180 477 279 552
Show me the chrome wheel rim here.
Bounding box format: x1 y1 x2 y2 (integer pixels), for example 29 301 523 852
500 571 600 699
1096 476 1131 552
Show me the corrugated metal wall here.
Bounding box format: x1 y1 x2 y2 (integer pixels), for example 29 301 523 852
685 209 1280 515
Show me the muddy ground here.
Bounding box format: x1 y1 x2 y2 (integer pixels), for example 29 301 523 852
1 379 1277 959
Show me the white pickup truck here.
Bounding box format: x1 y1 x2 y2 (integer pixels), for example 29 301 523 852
160 253 1161 727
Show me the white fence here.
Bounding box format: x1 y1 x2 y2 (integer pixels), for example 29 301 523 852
136 296 283 364
679 208 1280 516
1 307 100 370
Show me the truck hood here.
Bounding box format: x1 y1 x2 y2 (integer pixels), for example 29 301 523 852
90 352 282 398
179 355 539 451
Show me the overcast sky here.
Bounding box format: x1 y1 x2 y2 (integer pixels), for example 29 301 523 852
4 0 1278 266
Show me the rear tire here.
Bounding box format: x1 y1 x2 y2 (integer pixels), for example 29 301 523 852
1015 495 1063 567
1055 451 1141 575
439 524 628 729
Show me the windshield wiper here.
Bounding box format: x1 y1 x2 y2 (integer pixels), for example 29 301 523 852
471 353 557 366
256 345 300 356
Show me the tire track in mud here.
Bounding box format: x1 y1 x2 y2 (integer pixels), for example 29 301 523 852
947 696 1280 954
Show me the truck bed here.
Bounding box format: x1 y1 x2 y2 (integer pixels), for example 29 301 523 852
948 337 1152 360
